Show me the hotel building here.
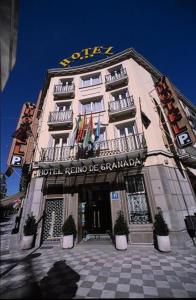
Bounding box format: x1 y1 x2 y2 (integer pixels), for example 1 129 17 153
15 48 196 248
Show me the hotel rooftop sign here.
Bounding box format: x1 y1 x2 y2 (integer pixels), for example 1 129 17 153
59 46 114 67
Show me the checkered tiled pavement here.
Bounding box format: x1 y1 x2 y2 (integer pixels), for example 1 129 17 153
1 238 196 298
0 215 15 255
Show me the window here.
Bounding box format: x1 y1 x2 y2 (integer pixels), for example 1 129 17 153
80 97 104 114
115 122 137 138
47 135 69 161
60 78 73 86
56 103 71 111
125 175 151 224
81 73 102 88
115 122 140 151
107 64 124 79
54 78 74 93
53 136 68 147
112 89 129 101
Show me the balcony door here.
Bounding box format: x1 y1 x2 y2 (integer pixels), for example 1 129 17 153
52 136 68 161
56 103 71 121
109 65 123 80
116 122 138 152
57 103 71 112
112 89 130 110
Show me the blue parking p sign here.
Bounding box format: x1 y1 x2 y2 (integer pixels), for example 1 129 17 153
176 131 192 148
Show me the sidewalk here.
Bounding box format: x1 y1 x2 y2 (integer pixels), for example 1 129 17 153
0 239 196 298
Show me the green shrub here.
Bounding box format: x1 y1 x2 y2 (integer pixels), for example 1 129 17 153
62 215 77 239
154 210 169 236
114 210 129 236
23 214 37 236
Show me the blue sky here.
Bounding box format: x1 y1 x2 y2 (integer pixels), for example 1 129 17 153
1 0 196 196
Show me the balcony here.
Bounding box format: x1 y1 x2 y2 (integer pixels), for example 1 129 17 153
53 84 75 99
39 133 147 165
105 68 128 90
48 110 73 129
177 145 196 167
108 96 136 120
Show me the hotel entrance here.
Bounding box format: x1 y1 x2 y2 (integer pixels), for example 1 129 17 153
78 183 112 241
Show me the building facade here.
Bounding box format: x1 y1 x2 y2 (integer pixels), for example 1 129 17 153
18 48 196 247
0 0 20 91
0 173 7 199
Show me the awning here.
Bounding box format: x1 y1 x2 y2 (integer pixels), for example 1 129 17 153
0 191 25 207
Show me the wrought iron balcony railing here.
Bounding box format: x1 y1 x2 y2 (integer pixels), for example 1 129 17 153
40 133 146 162
48 110 73 124
105 68 127 84
53 84 75 95
108 96 135 113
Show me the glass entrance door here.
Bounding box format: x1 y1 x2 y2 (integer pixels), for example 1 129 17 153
78 184 112 240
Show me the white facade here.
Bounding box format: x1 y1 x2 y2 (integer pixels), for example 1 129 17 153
19 48 196 248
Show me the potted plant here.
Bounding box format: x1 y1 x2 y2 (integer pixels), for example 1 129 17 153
114 210 129 250
153 207 171 252
62 215 77 249
21 214 37 250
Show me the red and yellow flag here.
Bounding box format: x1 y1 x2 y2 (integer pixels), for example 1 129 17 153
76 112 86 143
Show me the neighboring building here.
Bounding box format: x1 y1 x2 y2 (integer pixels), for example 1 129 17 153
0 173 7 199
0 0 20 91
15 48 196 248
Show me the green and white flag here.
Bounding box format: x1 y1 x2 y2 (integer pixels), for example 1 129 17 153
83 113 94 149
67 116 80 147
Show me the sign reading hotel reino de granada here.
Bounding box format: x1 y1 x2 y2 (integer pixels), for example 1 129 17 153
59 46 114 67
33 157 142 178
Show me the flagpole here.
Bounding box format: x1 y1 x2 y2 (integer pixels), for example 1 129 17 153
139 97 144 135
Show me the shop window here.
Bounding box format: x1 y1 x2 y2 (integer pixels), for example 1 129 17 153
125 175 151 224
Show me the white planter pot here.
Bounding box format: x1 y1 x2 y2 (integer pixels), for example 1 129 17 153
21 235 34 250
62 235 74 249
157 235 171 252
115 235 127 250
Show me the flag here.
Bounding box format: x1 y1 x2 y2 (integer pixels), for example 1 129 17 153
76 112 86 143
141 111 151 129
95 114 101 141
139 97 151 129
5 167 13 177
5 166 14 177
67 116 80 147
83 113 94 149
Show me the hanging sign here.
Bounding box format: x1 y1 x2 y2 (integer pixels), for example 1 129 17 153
59 46 114 67
155 76 196 148
8 102 36 168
